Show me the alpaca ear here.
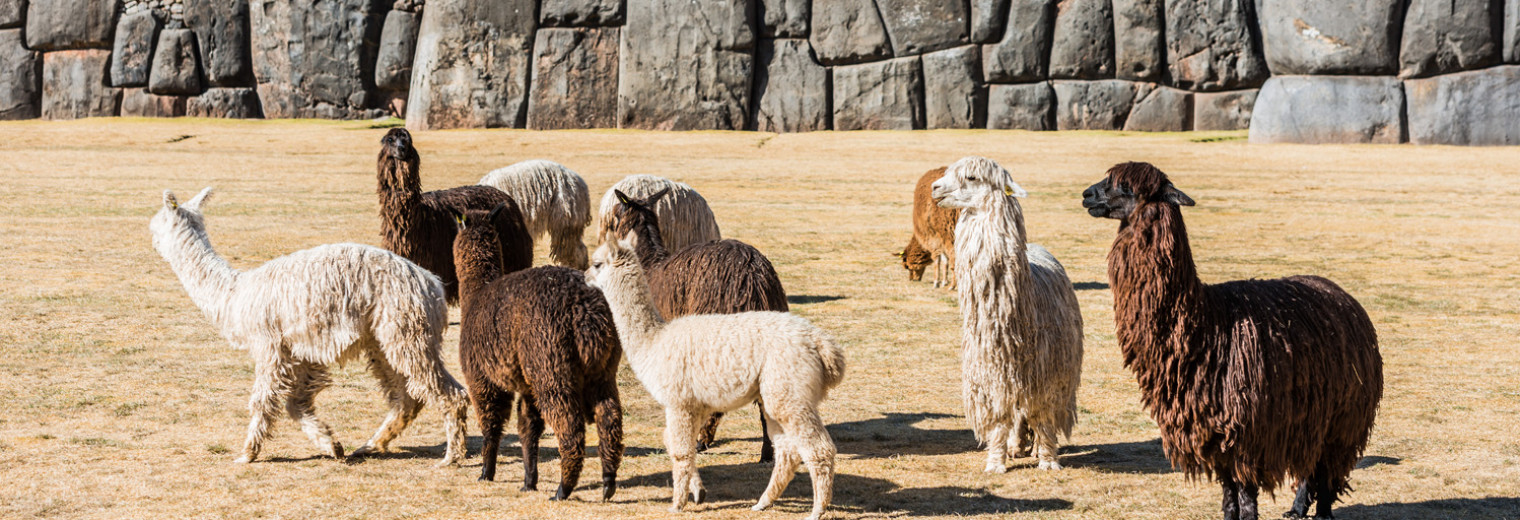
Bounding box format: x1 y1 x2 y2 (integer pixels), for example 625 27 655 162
894 250 904 257
185 187 214 210
646 187 671 205
1002 180 1028 198
615 189 634 206
446 207 465 228
1161 183 1194 206
487 203 506 224
163 190 179 210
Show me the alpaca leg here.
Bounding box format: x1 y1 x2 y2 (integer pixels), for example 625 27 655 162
352 355 421 457
285 363 342 458
386 340 469 466
1033 420 1063 471
518 397 546 492
1009 411 1033 458
475 387 512 482
543 394 588 501
665 409 704 512
932 253 945 288
237 359 292 464
697 413 722 452
1237 483 1259 520
788 410 837 520
983 423 1009 473
589 381 624 501
551 229 589 270
1286 479 1313 519
946 251 956 291
1310 463 1341 519
757 399 775 463
753 416 798 512
1219 474 1241 520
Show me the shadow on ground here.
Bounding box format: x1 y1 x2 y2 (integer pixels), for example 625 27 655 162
1073 281 1110 291
1337 497 1520 519
788 295 847 305
827 412 977 459
1058 438 1174 474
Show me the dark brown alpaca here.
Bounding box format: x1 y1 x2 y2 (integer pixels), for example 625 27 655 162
606 189 788 463
909 167 959 288
453 206 624 501
897 235 933 281
1082 162 1383 520
377 128 533 303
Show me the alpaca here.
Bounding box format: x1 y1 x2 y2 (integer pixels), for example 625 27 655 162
912 167 959 289
377 128 533 303
478 159 593 269
897 235 933 281
149 188 468 465
1081 162 1383 520
452 206 624 500
604 189 789 462
586 232 844 520
931 156 1085 472
597 174 720 252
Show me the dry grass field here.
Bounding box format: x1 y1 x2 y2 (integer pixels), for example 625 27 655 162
1 119 1518 520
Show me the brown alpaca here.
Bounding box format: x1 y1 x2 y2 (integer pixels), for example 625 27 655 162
605 189 788 463
1082 162 1383 520
453 205 624 501
911 167 958 288
377 128 533 303
897 235 933 281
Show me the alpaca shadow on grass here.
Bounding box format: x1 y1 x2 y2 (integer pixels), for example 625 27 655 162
1355 455 1400 469
1072 281 1109 291
828 412 977 459
787 295 846 305
1336 497 1520 519
1057 438 1174 474
621 462 1072 517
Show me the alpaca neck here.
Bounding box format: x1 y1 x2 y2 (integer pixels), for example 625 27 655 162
159 222 240 328
1108 203 1204 369
956 194 1032 293
378 156 425 249
599 259 667 371
632 220 670 267
455 251 503 312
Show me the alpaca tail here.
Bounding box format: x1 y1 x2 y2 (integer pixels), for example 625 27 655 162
815 331 846 391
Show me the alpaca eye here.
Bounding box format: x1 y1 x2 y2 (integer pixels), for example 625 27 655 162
966 176 978 181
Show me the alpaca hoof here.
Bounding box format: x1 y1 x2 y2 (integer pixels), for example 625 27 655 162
983 461 1007 474
1011 448 1032 458
349 445 376 458
329 442 345 459
478 474 494 482
695 441 710 453
233 456 253 464
602 478 617 501
552 485 572 501
520 484 537 492
669 506 684 514
691 488 706 504
1038 460 1063 471
1283 513 1308 520
752 500 772 512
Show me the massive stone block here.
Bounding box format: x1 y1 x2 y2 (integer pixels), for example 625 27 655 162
0 0 25 29
25 0 120 51
41 49 120 119
121 87 186 117
527 27 619 130
833 56 923 130
760 0 808 37
540 0 623 27
1248 75 1403 144
1124 83 1190 131
810 0 890 65
0 29 41 119
1259 0 1400 75
1113 0 1163 81
987 82 1053 130
185 0 252 87
922 45 984 129
983 0 1052 82
251 0 386 119
971 0 1009 43
110 10 160 88
1405 66 1520 146
876 0 969 56
187 87 263 118
1399 0 1499 78
618 0 753 130
1193 88 1256 130
150 28 202 95
752 38 829 132
374 9 419 91
1049 0 1114 79
407 0 535 129
1053 79 1135 130
1164 0 1267 91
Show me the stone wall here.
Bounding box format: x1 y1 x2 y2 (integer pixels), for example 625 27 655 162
0 0 1517 145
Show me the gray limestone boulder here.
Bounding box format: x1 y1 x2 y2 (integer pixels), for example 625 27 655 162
407 0 536 129
540 0 623 27
1049 0 1114 79
987 82 1053 130
1193 88 1256 130
760 0 808 38
1248 75 1404 144
187 87 263 118
1259 0 1401 75
1 0 25 29
527 27 619 130
810 0 890 65
922 45 984 129
1113 0 1164 81
0 28 40 119
149 28 202 95
876 0 969 56
1399 0 1499 78
1124 83 1191 131
374 10 419 91
833 56 923 130
1053 79 1136 129
41 49 120 119
752 38 830 132
1405 66 1520 146
121 87 186 117
25 0 120 51
982 0 1052 82
251 0 385 120
1164 0 1268 91
184 0 252 87
617 0 753 130
971 0 1009 43
111 10 160 88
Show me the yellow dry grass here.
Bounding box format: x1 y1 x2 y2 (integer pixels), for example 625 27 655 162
1 119 1517 520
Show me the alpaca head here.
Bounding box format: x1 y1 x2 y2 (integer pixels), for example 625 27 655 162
931 156 1027 210
379 128 415 162
449 204 508 276
1081 162 1194 220
897 238 931 281
377 128 420 190
585 230 644 290
150 187 215 255
605 188 671 243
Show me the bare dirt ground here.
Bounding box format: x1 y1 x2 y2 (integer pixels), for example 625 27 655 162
1 119 1517 520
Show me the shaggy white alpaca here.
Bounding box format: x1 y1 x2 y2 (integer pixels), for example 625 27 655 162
586 232 844 520
931 156 1084 472
149 188 469 465
597 174 720 251
478 159 592 269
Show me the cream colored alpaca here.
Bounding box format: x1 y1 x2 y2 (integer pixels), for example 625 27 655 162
597 174 721 251
478 159 592 269
150 188 468 465
586 232 844 520
931 156 1084 472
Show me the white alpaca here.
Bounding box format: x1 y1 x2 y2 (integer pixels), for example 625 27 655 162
931 156 1084 472
597 174 721 251
149 188 469 465
478 159 592 269
586 232 844 520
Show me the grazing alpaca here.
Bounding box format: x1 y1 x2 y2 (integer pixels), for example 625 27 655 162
452 206 624 500
931 156 1084 472
897 235 933 281
377 128 533 302
149 188 468 465
1081 162 1383 520
478 159 593 269
604 189 788 462
586 232 844 520
597 174 720 251
912 167 959 289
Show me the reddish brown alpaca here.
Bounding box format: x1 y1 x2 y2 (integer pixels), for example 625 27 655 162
898 235 933 281
453 206 624 501
907 167 958 288
1083 162 1383 520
